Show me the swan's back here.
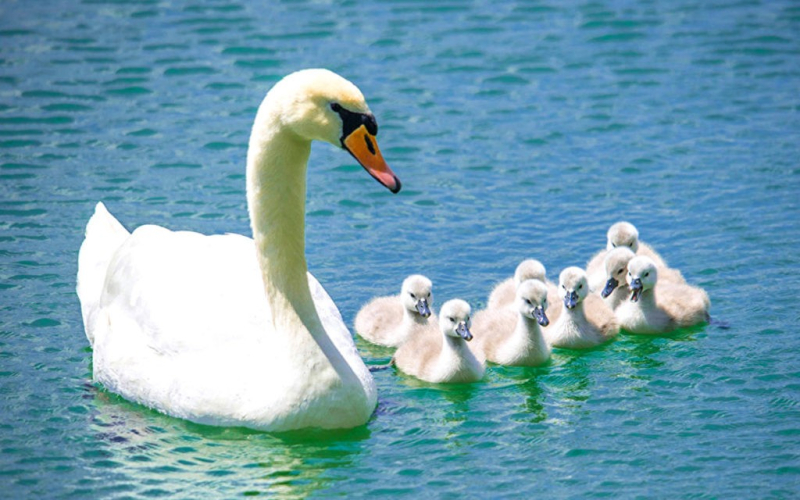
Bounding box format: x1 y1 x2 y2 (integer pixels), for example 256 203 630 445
582 293 620 340
471 306 517 362
657 283 711 328
354 295 403 339
393 325 442 380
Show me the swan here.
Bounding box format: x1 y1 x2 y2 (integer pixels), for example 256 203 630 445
393 299 485 383
597 247 637 311
487 259 562 323
354 274 435 348
76 69 402 432
615 256 710 334
599 246 686 311
545 267 619 349
472 279 551 367
586 221 682 291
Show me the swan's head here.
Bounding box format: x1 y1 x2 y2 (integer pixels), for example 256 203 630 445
400 274 433 318
439 299 473 342
516 279 550 326
626 256 658 302
263 69 401 193
559 267 589 310
601 247 636 298
513 259 547 287
606 221 639 252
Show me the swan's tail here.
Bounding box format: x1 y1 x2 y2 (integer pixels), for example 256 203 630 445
77 202 130 346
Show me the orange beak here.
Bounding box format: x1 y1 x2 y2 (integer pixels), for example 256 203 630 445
343 125 401 193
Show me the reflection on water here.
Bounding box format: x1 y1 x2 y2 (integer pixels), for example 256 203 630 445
88 387 368 498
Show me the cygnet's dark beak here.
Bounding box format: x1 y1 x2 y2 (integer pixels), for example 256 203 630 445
564 290 579 310
533 306 549 327
455 322 473 342
629 278 643 302
601 277 619 298
415 298 431 318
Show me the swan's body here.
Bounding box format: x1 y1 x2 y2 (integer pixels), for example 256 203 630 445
354 275 435 348
77 69 401 431
487 259 562 324
545 267 619 349
472 280 551 367
586 221 683 291
599 247 686 310
393 300 484 383
615 256 710 334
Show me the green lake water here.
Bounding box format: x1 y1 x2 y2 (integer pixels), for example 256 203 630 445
1 0 799 497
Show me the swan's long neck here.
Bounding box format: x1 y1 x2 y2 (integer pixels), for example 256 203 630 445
246 111 321 337
514 315 546 349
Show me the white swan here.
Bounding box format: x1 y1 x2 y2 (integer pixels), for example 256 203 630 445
545 267 619 349
597 247 637 311
486 258 562 323
586 221 682 291
76 69 402 431
615 256 711 334
472 279 551 367
599 246 686 311
354 274 435 348
393 299 485 383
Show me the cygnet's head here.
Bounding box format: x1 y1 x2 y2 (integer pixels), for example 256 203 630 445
513 259 547 287
606 221 640 252
400 274 433 318
516 279 550 326
559 267 589 310
439 299 473 342
601 247 636 298
261 69 400 193
626 256 658 302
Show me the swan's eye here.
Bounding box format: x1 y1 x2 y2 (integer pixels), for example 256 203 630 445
524 299 532 305
330 102 342 112
612 243 617 248
578 284 583 290
644 272 649 277
448 317 455 322
409 293 416 299
426 293 431 298
617 269 624 275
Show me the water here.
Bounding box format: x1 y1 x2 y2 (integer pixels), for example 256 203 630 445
1 0 799 497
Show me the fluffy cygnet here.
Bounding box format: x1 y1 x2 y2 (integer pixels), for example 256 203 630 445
393 299 485 383
487 259 562 323
586 221 679 291
598 247 637 310
472 280 551 367
615 256 710 334
354 274 434 347
545 267 619 349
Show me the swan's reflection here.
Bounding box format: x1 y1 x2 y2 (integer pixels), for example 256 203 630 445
85 385 368 498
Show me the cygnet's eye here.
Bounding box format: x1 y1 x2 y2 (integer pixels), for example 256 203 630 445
524 298 532 305
409 293 416 299
612 243 617 248
578 284 583 290
644 272 649 277
426 293 431 298
448 317 455 322
330 102 342 112
617 269 624 275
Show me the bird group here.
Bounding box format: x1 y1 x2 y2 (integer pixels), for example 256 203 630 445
355 221 711 384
